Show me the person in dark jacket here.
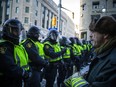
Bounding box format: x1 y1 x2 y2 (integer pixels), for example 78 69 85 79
69 37 81 72
21 26 48 87
0 19 31 87
59 36 74 87
64 16 116 87
43 29 66 87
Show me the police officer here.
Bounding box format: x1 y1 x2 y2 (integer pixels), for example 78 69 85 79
69 37 81 72
43 29 66 87
59 36 74 87
0 19 31 87
21 26 48 87
74 37 84 68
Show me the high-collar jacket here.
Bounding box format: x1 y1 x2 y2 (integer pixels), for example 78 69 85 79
86 47 116 87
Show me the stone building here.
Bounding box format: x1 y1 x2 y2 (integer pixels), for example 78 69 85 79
0 0 76 40
79 0 116 40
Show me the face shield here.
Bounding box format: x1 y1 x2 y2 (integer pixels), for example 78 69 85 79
66 38 71 46
2 19 24 40
48 30 59 42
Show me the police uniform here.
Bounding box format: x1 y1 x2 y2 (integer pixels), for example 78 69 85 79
60 46 73 87
43 41 65 87
21 38 47 87
0 40 30 87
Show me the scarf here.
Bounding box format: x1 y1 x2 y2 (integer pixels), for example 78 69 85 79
94 36 116 55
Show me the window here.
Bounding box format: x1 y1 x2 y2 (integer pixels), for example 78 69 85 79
92 1 99 9
81 32 87 40
91 15 100 23
46 9 49 29
25 7 29 13
26 0 30 2
81 3 86 10
24 17 29 23
42 6 46 28
113 1 116 8
50 12 53 27
35 20 37 25
35 10 38 16
36 0 38 6
16 0 19 3
15 7 19 13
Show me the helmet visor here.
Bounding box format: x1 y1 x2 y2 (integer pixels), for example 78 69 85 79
50 32 58 41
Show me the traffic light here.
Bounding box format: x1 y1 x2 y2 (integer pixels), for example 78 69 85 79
52 17 57 27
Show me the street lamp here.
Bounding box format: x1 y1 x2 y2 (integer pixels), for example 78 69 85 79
102 0 108 15
58 0 74 35
58 0 62 34
102 8 106 13
61 6 75 19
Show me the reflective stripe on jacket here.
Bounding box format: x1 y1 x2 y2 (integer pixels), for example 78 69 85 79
44 41 62 62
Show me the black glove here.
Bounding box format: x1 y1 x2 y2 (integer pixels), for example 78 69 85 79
44 60 49 68
61 47 67 54
22 69 32 81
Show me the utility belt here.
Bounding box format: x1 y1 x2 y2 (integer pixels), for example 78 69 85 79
50 60 62 67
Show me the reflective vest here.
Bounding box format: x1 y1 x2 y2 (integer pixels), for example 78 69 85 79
44 41 62 62
74 44 82 56
64 73 89 87
35 41 45 59
71 45 78 56
14 45 29 70
0 39 29 71
83 44 87 51
61 46 70 59
21 38 45 61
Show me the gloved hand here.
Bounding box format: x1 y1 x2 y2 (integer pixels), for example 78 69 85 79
64 72 88 87
44 60 49 68
22 69 32 81
61 47 67 54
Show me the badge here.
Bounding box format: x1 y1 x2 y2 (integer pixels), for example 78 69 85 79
45 45 49 49
26 43 32 48
0 47 7 54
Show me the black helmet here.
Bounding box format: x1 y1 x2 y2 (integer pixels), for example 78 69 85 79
47 29 59 42
2 19 23 40
69 37 76 45
74 37 81 45
59 36 71 46
82 39 86 44
27 26 40 39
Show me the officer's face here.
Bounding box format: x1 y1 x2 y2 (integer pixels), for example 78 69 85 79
11 26 22 39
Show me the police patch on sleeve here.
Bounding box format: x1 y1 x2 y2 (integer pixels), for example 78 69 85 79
26 42 32 48
0 47 7 54
45 45 50 49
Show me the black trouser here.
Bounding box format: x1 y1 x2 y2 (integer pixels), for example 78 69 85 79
44 63 58 87
0 76 22 87
57 59 73 87
28 68 41 87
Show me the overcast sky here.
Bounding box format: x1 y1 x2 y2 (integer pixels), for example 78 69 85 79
53 0 80 24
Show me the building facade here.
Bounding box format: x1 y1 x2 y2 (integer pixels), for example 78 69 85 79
0 0 76 39
79 0 116 41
